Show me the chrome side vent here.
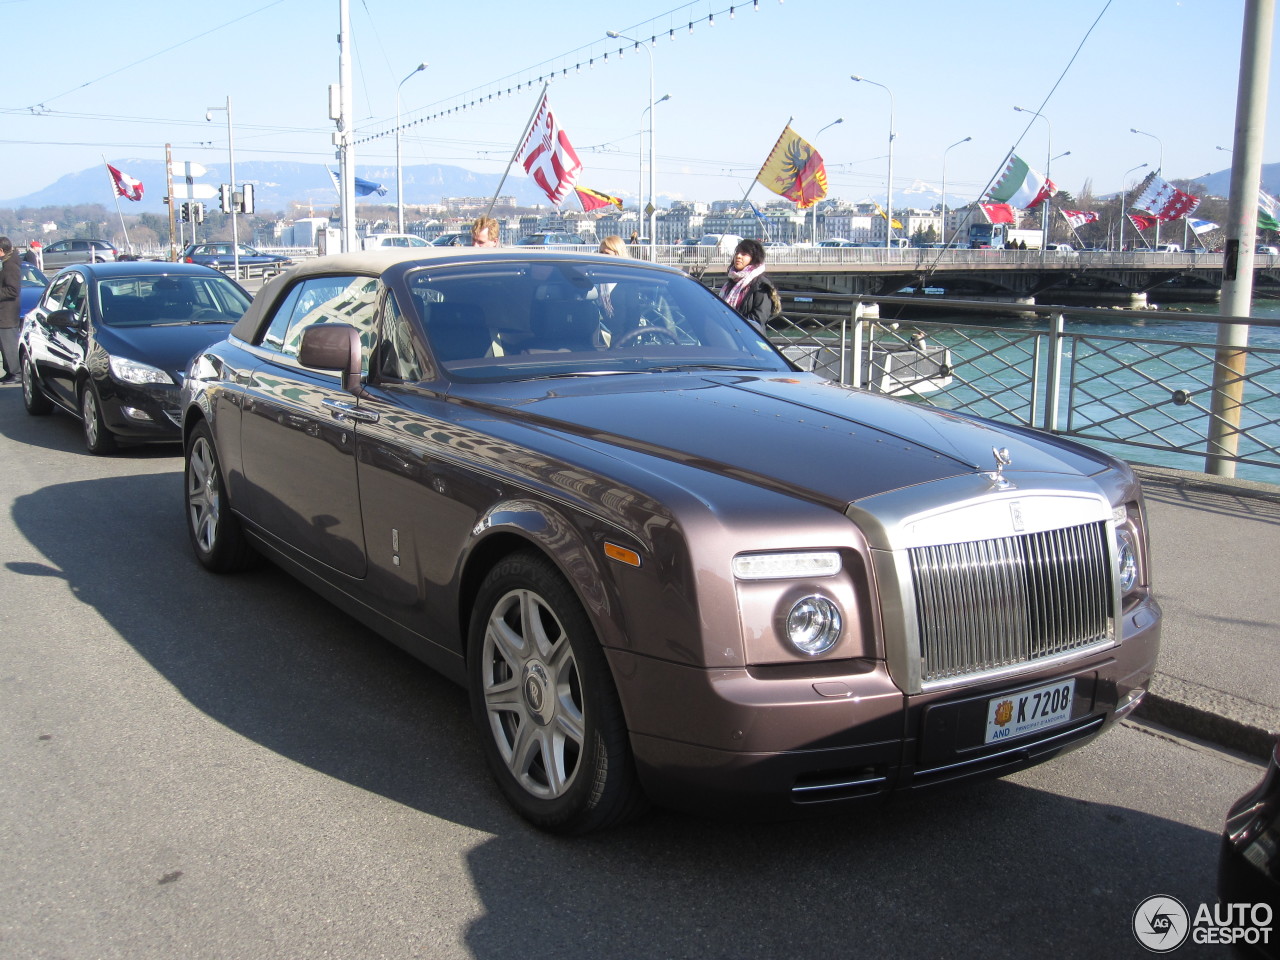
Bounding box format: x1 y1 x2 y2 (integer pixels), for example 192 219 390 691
910 521 1113 685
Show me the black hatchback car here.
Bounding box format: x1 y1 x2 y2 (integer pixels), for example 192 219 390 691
19 262 251 453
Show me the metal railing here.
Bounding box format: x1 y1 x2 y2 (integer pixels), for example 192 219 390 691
769 292 1280 481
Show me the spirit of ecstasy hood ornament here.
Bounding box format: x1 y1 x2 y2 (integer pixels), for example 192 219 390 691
983 446 1015 490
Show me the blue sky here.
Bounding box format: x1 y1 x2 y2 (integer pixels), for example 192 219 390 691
1 0 1274 207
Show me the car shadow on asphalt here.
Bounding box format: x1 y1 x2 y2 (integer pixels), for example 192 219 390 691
8 470 1237 957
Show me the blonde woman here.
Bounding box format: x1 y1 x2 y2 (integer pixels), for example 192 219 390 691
598 235 628 257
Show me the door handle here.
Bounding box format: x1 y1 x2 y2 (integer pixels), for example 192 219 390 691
322 398 380 424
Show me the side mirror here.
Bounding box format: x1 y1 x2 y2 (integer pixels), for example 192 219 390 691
298 322 364 395
46 308 79 330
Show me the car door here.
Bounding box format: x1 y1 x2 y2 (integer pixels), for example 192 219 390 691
26 270 89 408
41 241 73 269
237 273 377 580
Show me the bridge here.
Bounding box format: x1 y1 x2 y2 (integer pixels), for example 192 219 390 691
666 246 1280 307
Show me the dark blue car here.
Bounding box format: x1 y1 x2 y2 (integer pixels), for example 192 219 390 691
20 261 49 320
18 261 251 453
180 242 292 270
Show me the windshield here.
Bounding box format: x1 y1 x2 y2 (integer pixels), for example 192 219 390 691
405 260 789 382
97 274 252 326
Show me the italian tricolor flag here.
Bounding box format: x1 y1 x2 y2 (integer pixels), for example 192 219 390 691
988 154 1056 210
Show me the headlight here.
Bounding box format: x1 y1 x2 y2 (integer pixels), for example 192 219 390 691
1115 529 1138 593
785 596 842 656
733 551 841 580
109 355 174 385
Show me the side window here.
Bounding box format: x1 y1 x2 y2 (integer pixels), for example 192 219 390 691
376 293 425 382
43 273 73 310
61 276 87 315
257 274 380 373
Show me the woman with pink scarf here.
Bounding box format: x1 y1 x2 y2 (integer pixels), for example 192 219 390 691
717 238 777 331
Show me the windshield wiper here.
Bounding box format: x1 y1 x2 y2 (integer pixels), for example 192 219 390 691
648 364 774 372
511 369 646 381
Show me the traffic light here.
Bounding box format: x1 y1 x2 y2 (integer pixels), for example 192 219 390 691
239 183 254 214
219 183 233 213
192 202 205 224
179 202 191 223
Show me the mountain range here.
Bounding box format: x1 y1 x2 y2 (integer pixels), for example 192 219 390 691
2 159 1274 217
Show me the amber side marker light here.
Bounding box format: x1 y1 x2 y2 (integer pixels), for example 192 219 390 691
604 542 642 567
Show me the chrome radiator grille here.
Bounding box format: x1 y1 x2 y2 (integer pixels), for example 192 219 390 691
909 521 1113 685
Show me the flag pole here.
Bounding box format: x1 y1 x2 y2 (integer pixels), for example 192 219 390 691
102 156 133 256
485 83 551 221
736 117 791 239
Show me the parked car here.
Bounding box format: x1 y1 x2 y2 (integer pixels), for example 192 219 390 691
179 248 1161 834
19 262 251 453
1045 243 1075 253
40 239 117 268
1219 737 1279 952
361 233 431 250
431 233 474 247
1154 243 1182 253
515 232 587 246
1258 245 1279 256
19 261 49 320
180 243 293 269
818 239 858 247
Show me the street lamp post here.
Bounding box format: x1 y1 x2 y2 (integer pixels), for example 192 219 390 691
941 135 972 248
811 117 843 244
1014 106 1055 249
1119 162 1149 251
851 75 895 249
396 62 428 235
1131 127 1164 245
205 97 238 279
608 31 658 260
638 94 670 247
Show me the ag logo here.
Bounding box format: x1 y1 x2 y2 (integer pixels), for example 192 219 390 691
1133 895 1190 952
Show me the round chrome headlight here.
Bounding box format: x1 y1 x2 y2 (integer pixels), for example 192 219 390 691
785 596 842 656
1116 529 1138 593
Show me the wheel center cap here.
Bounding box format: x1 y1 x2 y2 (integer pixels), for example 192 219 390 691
522 660 551 724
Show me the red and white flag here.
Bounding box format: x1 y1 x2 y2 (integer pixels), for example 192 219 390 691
978 202 1017 224
106 163 144 201
1127 213 1159 232
1060 209 1098 229
1131 172 1200 221
518 92 583 207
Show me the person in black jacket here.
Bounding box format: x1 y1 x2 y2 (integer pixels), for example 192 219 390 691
717 238 776 331
0 237 21 383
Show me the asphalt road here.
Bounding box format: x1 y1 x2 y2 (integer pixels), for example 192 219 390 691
0 385 1265 960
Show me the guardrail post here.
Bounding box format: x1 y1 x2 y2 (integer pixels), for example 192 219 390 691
1043 312 1066 432
851 302 866 389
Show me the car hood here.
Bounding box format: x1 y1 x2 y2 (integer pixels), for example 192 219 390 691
98 322 238 378
460 373 1113 507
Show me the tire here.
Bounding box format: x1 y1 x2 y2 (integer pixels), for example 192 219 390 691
20 353 52 415
79 381 117 454
468 551 647 834
184 420 257 572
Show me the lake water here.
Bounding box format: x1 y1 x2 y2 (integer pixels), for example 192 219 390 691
879 297 1280 485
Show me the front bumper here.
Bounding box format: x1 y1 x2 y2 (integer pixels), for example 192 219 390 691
614 595 1161 818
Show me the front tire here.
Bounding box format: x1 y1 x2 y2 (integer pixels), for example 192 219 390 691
468 551 646 834
80 382 117 454
20 353 52 415
185 421 257 572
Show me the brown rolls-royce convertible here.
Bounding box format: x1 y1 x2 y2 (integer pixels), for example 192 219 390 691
180 248 1160 834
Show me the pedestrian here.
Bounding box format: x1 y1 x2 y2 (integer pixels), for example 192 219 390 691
717 238 778 331
471 217 500 247
628 230 639 245
20 246 37 266
597 235 627 257
0 237 20 383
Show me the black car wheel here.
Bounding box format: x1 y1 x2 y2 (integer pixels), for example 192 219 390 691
20 353 52 415
468 551 646 834
79 382 117 454
185 421 257 573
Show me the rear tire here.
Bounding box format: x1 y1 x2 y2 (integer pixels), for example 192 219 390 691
80 382 117 454
20 353 52 415
185 421 257 572
468 551 647 834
